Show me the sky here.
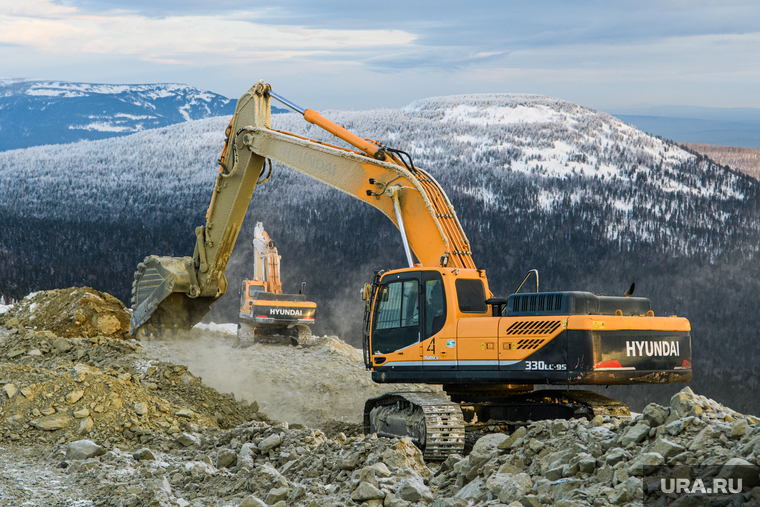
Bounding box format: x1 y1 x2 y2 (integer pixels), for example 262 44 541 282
2 0 760 112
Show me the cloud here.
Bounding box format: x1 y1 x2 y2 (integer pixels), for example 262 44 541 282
0 0 416 65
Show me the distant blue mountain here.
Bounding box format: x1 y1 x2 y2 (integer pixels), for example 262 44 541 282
612 105 760 149
0 79 289 152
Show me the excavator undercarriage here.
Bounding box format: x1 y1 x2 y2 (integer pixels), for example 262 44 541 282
364 387 630 459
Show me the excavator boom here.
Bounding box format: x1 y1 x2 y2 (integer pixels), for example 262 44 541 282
131 82 473 335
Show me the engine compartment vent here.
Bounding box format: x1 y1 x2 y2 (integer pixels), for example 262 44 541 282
505 320 562 335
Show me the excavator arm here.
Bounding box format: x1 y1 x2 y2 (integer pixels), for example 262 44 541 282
251 222 282 295
130 81 474 336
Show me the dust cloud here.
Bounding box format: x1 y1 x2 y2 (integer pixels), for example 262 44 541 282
142 328 438 430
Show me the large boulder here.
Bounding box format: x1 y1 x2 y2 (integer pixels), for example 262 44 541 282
65 440 106 460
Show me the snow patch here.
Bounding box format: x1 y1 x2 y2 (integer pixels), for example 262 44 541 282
68 123 144 133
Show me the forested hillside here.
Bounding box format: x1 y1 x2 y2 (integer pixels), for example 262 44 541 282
1 93 759 413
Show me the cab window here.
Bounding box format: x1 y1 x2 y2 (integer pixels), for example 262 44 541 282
373 279 420 354
424 274 446 337
455 279 487 313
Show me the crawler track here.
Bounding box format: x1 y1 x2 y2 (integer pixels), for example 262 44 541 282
364 392 465 460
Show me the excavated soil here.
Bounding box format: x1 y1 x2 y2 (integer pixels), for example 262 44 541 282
0 287 131 340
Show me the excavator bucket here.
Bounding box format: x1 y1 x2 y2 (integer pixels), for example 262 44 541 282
130 255 220 337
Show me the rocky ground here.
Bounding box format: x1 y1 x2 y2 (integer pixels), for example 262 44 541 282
2 289 760 506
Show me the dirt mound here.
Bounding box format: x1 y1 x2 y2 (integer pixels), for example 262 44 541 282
0 361 217 446
0 328 140 370
0 288 131 340
0 357 261 447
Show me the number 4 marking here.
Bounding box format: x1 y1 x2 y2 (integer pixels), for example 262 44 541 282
426 338 435 353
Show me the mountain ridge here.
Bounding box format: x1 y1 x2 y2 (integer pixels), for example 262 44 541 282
0 79 236 151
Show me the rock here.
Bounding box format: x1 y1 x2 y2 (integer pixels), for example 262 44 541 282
351 481 385 501
133 448 156 461
497 473 533 503
688 426 714 451
544 478 584 501
368 462 391 478
265 487 289 505
259 434 281 454
239 496 267 507
73 408 90 419
627 452 664 476
454 476 488 502
339 451 361 470
396 476 433 503
77 417 93 434
670 387 696 417
20 386 33 398
604 448 628 467
30 413 72 431
176 433 198 447
608 483 630 505
381 439 430 478
431 499 468 507
642 403 669 426
65 390 85 404
499 427 528 450
649 437 685 460
620 421 650 447
176 408 194 418
239 442 259 458
217 448 237 468
65 440 106 460
94 312 122 334
134 402 148 416
486 473 513 495
718 458 760 488
72 364 100 379
53 337 72 352
665 416 694 436
731 419 749 439
577 455 597 474
3 383 17 398
470 433 508 462
527 438 544 453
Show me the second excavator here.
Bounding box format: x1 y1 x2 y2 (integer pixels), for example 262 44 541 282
130 82 692 460
237 222 316 347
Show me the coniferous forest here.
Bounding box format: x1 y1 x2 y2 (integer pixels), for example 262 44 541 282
1 94 759 414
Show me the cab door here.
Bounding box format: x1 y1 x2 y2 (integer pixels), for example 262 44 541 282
420 271 456 370
370 272 423 369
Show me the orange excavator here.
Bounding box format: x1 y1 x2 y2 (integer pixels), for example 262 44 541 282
236 222 316 347
130 82 692 459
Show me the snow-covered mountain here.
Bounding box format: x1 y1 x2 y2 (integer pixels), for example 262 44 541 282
2 92 760 412
0 79 236 151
